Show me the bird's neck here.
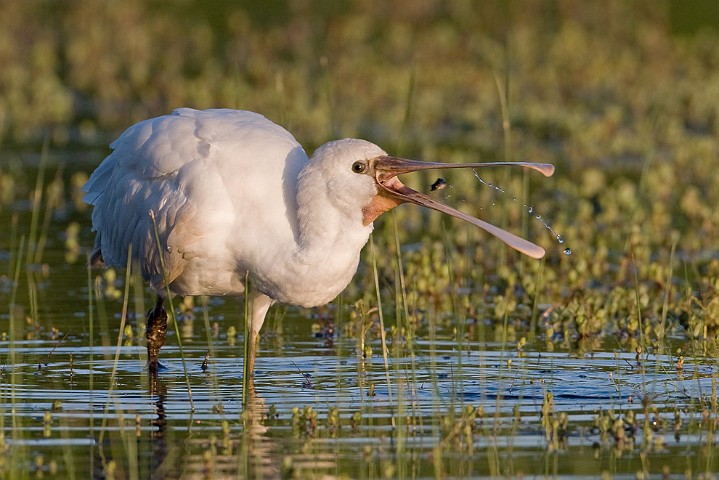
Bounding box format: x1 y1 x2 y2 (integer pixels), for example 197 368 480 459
244 183 373 308
295 172 373 265
247 160 374 308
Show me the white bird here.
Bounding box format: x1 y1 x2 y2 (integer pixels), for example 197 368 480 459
83 108 554 374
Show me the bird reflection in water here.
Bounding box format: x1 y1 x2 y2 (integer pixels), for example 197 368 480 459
141 371 279 478
146 375 169 478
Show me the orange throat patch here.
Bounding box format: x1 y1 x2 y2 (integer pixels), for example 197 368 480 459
361 195 402 225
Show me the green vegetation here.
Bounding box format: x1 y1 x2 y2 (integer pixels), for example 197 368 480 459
2 0 719 478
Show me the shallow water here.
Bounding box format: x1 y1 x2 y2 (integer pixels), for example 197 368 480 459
1 157 718 479
1 309 717 479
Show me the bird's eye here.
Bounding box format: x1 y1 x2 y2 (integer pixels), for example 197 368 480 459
351 161 367 174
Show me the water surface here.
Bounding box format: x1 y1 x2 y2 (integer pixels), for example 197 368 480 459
1 155 717 479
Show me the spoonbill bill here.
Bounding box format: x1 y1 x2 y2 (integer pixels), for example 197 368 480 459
83 108 554 374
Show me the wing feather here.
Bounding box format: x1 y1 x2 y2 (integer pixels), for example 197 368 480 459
83 108 307 295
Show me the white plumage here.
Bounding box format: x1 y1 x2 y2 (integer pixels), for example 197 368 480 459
84 108 553 373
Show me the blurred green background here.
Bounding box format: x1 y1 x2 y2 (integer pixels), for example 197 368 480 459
2 0 717 153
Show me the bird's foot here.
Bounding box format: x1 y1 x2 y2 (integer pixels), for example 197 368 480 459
146 303 168 374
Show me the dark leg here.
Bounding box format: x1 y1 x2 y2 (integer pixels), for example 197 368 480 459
146 295 167 374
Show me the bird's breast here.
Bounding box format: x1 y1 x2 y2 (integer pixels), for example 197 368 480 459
251 249 363 308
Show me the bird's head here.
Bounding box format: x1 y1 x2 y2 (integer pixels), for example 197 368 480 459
309 138 555 259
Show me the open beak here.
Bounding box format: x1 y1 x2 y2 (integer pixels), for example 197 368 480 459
364 156 555 259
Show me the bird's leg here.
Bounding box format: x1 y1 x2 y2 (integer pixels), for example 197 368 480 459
244 293 274 377
146 295 168 374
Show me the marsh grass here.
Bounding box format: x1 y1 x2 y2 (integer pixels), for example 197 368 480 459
3 1 719 478
369 235 394 428
2 185 712 479
5 235 26 472
95 252 139 479
85 256 95 478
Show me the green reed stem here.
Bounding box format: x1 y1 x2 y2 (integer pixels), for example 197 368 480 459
149 210 194 411
99 247 134 446
631 250 646 357
659 233 679 346
493 70 511 269
242 271 251 407
395 62 416 156
393 214 419 422
200 295 222 404
33 165 63 265
87 254 96 477
26 139 48 267
370 234 395 429
441 221 465 402
8 235 26 451
528 259 545 343
7 214 17 279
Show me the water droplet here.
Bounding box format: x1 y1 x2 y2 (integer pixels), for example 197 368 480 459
563 247 572 256
471 171 567 251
